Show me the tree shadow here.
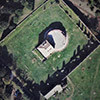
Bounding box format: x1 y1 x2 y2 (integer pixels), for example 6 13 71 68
63 0 90 27
12 37 99 100
0 45 16 80
14 67 41 100
39 36 100 98
0 45 16 70
88 17 98 30
0 0 35 41
13 75 41 100
23 82 40 100
32 0 35 10
0 19 17 41
0 45 17 99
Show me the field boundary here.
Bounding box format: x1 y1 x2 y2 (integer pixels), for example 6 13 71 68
68 45 100 77
60 0 100 43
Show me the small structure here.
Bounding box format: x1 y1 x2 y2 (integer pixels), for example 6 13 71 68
35 29 68 59
37 40 54 58
44 85 63 99
40 77 67 100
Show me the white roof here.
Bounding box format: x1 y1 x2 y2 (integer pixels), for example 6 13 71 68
37 40 54 58
47 29 66 50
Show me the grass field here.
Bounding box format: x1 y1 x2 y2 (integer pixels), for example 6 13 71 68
66 46 100 100
0 0 88 83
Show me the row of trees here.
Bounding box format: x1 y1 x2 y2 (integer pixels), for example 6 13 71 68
88 0 100 9
0 45 36 100
88 0 100 17
0 0 35 38
0 45 25 100
0 45 14 100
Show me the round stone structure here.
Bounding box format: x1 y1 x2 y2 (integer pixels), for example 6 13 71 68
46 29 68 52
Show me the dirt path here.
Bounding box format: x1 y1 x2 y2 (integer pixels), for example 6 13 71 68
90 60 100 100
7 14 15 27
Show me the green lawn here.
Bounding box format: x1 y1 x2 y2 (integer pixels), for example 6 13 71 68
67 46 100 100
0 0 88 83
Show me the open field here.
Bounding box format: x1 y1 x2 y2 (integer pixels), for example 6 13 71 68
67 46 100 100
0 0 88 83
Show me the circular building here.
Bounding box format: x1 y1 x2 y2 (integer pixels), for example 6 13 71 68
37 29 68 58
47 29 68 52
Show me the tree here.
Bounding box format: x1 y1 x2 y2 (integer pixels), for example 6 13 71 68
0 67 7 78
0 46 15 75
20 0 25 6
55 0 60 4
0 21 8 30
26 0 34 10
13 15 19 24
16 68 28 82
13 0 19 2
26 2 33 10
95 10 100 17
15 9 23 17
88 0 100 9
2 68 12 85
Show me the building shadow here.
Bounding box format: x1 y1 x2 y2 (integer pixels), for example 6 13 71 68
37 21 67 47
